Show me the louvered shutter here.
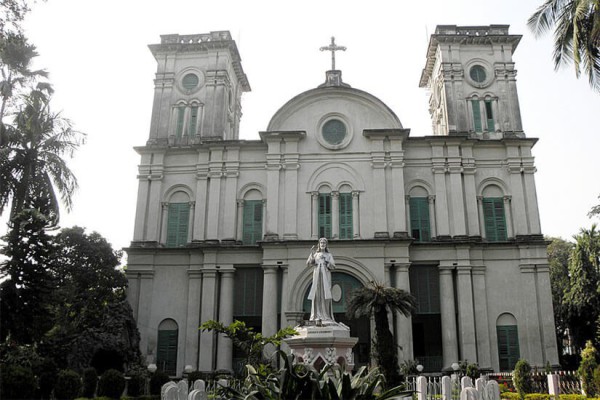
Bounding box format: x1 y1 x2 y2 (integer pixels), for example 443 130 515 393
483 197 507 241
339 193 353 239
166 203 189 247
472 99 482 132
243 200 262 244
410 197 431 242
497 325 519 371
157 329 178 375
318 194 332 238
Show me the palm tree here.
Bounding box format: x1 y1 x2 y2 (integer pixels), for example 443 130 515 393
528 0 600 91
346 281 416 388
0 89 84 226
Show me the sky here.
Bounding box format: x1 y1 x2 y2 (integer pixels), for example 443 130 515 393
5 0 599 260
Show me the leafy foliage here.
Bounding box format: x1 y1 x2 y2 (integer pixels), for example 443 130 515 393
513 359 533 399
1 89 84 226
563 226 600 351
81 367 98 398
0 364 36 400
220 350 412 400
578 341 599 396
547 236 574 357
149 370 170 396
97 369 126 400
54 369 82 400
200 319 297 370
0 209 55 344
528 0 600 91
346 281 416 388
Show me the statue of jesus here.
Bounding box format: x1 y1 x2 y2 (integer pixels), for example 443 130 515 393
306 237 336 323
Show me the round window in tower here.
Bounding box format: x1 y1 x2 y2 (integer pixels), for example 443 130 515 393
469 65 487 83
322 119 347 146
182 73 200 90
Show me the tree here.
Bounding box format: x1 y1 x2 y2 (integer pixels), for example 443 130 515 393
41 227 142 371
0 89 84 226
528 0 600 91
546 236 574 357
200 320 297 371
346 281 416 388
564 225 600 351
0 209 56 344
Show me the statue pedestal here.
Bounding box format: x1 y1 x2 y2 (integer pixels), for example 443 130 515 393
285 321 358 372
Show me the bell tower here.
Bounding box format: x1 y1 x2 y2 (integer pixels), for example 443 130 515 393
419 25 523 138
146 31 250 145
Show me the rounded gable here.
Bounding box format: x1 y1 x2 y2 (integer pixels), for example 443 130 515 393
267 86 402 134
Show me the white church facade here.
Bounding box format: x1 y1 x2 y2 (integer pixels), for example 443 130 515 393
126 25 559 376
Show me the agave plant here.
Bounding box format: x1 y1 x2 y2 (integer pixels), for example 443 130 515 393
218 350 412 400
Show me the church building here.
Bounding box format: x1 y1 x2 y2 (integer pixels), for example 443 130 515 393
126 25 559 376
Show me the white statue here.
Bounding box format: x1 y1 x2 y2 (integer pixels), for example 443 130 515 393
307 237 335 323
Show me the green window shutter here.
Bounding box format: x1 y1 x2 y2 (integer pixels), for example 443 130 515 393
339 193 353 239
176 106 185 138
497 325 520 371
409 266 440 314
409 197 431 242
242 200 263 244
482 197 507 241
157 329 178 375
166 203 189 247
318 194 332 239
485 100 495 131
188 106 198 136
234 267 264 317
471 99 482 132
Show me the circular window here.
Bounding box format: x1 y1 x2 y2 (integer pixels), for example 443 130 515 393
469 65 487 83
322 119 347 145
182 73 199 90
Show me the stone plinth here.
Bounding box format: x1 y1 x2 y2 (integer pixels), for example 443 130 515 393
285 322 358 372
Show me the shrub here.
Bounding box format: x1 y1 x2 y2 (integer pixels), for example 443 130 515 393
0 365 36 399
81 367 98 398
37 358 58 399
578 341 599 397
54 369 82 400
149 370 170 396
98 369 126 399
465 362 480 381
525 394 550 400
513 359 533 399
127 371 146 397
502 393 522 400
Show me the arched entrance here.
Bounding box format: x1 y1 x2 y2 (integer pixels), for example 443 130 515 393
303 272 371 368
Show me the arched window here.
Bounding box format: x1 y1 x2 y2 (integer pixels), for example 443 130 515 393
496 313 520 371
241 189 263 245
482 185 507 242
317 185 354 239
166 191 190 247
409 186 431 242
157 319 178 376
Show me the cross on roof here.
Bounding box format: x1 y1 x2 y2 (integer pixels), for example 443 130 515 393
320 36 346 70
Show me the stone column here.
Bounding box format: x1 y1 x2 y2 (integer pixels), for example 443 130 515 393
311 192 319 239
456 266 477 362
184 270 202 369
279 265 290 354
331 191 339 239
519 264 544 365
352 191 360 238
283 144 300 240
236 199 244 241
523 171 542 234
432 156 450 236
370 138 388 235
133 177 150 241
471 266 492 369
389 139 406 235
217 267 235 371
394 264 413 362
439 265 459 368
193 163 208 241
428 195 437 238
206 173 223 240
265 147 281 240
536 265 560 366
503 196 514 239
199 268 218 370
222 150 240 239
187 201 195 243
159 202 168 244
262 265 279 360
447 150 466 236
147 176 164 242
477 197 486 239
